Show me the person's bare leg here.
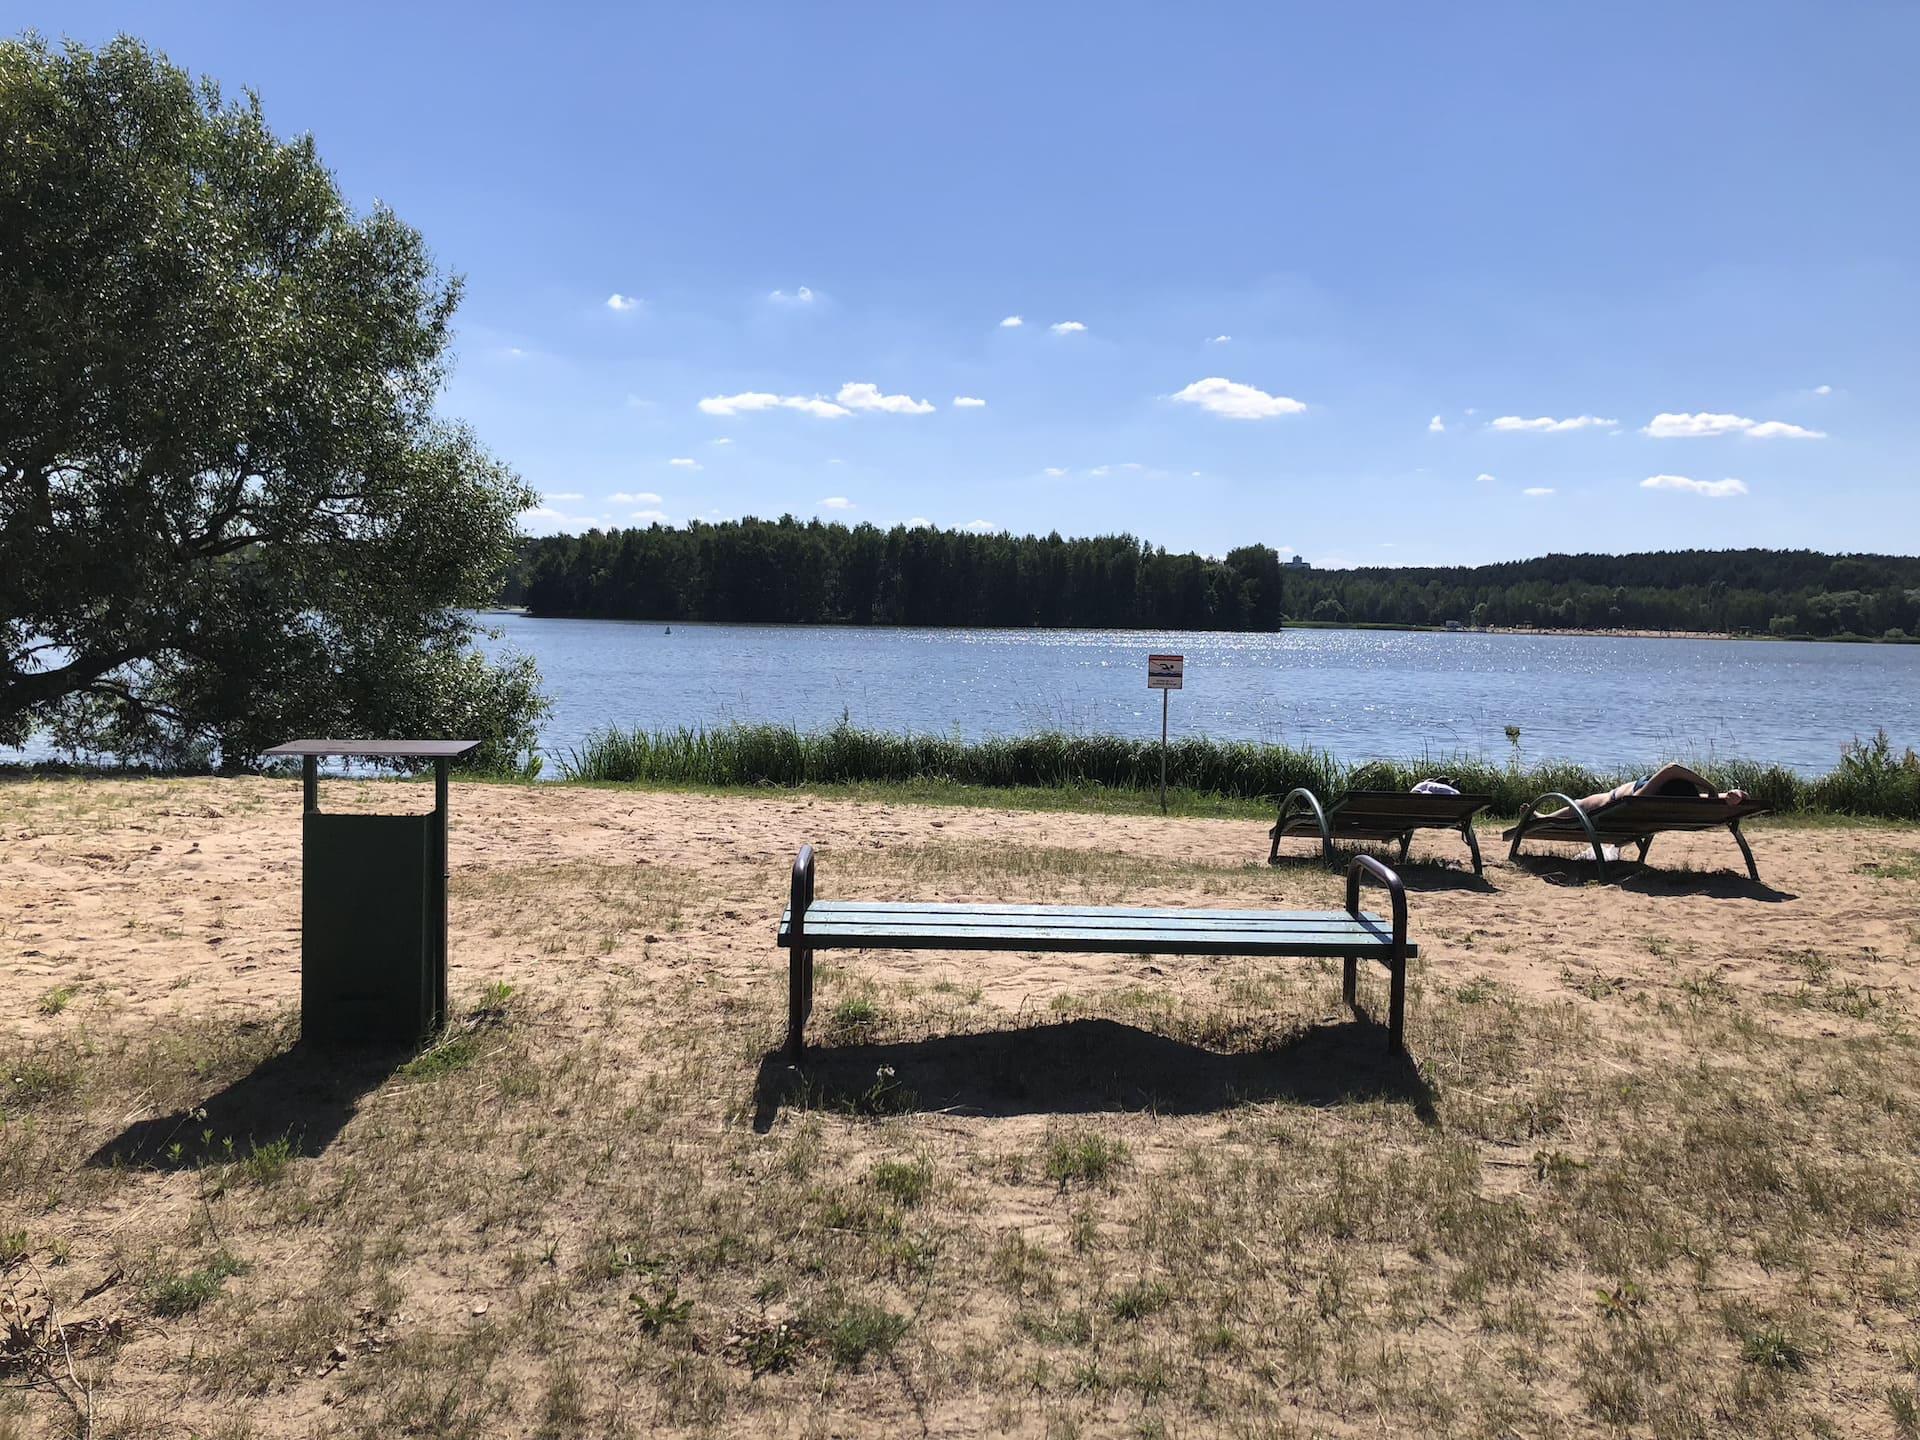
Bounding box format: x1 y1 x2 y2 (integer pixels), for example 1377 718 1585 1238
1575 779 1640 813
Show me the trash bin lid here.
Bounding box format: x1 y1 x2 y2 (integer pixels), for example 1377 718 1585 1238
262 740 481 759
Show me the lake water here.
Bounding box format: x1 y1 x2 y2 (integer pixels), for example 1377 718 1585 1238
474 614 1920 775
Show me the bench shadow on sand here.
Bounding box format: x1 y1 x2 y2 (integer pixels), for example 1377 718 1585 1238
751 1015 1436 1134
85 1041 408 1171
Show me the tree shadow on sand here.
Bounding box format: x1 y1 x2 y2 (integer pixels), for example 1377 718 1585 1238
86 1041 409 1171
750 1015 1436 1134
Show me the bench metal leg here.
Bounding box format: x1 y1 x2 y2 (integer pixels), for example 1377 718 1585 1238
1461 821 1484 876
1730 821 1759 882
1635 835 1652 864
786 947 813 1062
1397 831 1412 866
1342 955 1358 1009
1387 954 1405 1055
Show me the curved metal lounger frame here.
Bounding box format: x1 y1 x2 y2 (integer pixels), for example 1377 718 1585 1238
1506 794 1761 884
1507 793 1607 881
1269 788 1484 874
1269 787 1335 863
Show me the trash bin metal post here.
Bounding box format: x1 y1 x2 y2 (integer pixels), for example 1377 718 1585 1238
433 756 450 1032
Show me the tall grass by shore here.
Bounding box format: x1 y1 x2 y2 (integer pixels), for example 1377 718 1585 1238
562 721 1920 820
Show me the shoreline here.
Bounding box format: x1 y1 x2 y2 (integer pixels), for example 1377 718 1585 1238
485 609 1914 644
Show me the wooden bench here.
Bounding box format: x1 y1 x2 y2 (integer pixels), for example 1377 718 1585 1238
1269 788 1493 874
1504 793 1770 883
776 845 1417 1061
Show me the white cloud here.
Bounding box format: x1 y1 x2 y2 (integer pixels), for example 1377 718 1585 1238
768 285 815 305
1640 474 1749 498
1043 467 1069 478
1170 376 1307 420
1489 414 1616 433
836 381 935 415
952 395 987 408
609 491 662 505
668 457 701 469
1088 465 1111 477
543 491 584 501
624 394 654 409
1522 487 1555 497
1475 473 1496 483
905 516 932 527
964 519 998 533
1207 334 1231 344
520 505 607 533
819 496 856 511
1812 384 1832 396
999 315 1024 328
697 391 851 419
711 436 732 445
605 293 639 312
1641 411 1824 439
629 509 669 524
1050 320 1086 334
1428 414 1445 433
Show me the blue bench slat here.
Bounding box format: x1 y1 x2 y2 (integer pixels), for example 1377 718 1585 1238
807 900 1393 926
779 911 1413 957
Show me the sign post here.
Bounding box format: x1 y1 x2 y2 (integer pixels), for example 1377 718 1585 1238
1147 654 1184 813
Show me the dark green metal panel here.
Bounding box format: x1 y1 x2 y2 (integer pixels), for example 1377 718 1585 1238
301 812 443 1044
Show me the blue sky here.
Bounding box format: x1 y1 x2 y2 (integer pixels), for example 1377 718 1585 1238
23 2 1920 564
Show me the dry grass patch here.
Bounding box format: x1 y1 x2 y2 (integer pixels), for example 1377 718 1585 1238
4 959 1918 1437
453 859 698 956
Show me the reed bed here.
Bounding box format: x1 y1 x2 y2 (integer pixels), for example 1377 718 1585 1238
561 722 1920 819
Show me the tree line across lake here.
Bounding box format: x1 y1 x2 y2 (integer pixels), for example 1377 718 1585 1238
506 520 1920 640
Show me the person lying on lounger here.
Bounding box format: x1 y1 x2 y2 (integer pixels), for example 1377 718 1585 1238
1575 762 1748 813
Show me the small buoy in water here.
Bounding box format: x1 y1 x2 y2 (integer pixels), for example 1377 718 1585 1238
665 626 672 634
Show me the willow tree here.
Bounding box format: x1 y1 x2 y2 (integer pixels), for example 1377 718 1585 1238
0 34 544 769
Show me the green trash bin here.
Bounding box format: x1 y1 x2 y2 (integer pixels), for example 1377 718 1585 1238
262 739 477 1046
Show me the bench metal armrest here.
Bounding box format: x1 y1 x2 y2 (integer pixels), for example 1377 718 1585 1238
1345 854 1407 954
1344 855 1410 1053
790 844 816 940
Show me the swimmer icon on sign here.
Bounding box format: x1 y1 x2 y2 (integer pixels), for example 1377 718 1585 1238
1147 654 1184 690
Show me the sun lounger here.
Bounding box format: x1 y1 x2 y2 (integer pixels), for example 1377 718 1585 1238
1268 788 1493 874
777 845 1418 1058
1503 793 1770 883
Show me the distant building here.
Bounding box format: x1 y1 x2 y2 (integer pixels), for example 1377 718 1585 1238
1283 555 1311 570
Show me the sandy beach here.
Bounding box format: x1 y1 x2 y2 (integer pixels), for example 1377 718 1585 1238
4 777 1919 1436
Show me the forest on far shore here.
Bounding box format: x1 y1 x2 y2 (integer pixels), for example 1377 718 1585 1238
503 519 1920 639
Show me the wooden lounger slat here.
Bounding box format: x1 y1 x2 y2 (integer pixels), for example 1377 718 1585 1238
778 846 1418 1060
